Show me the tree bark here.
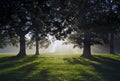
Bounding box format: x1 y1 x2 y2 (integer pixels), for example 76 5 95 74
17 34 26 57
81 32 92 58
35 32 39 55
110 32 115 54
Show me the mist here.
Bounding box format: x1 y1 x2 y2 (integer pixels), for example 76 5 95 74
0 40 111 54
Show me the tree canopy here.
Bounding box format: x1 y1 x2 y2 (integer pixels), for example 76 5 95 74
0 0 120 57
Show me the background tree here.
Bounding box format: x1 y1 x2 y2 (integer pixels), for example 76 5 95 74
50 0 120 57
27 0 51 55
0 0 50 57
72 0 120 57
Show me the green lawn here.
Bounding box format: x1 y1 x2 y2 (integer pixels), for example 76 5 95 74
0 54 120 81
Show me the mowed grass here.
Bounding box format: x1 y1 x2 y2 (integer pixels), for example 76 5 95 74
0 54 120 81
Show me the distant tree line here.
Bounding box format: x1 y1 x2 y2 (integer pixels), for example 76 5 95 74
0 0 120 58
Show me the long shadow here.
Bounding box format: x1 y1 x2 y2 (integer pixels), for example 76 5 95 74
0 62 39 81
0 55 40 69
64 55 120 81
0 56 21 62
30 69 50 81
90 56 120 81
0 55 44 81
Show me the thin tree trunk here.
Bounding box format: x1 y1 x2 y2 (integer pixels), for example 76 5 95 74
110 32 115 54
81 32 92 58
35 32 39 55
17 34 26 57
35 37 39 55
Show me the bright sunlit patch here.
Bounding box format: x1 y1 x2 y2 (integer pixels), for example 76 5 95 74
25 33 31 40
50 41 57 53
50 40 62 53
49 40 82 54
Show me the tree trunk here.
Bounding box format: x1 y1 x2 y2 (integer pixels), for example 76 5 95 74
17 34 26 57
35 32 39 55
110 32 115 54
81 32 92 58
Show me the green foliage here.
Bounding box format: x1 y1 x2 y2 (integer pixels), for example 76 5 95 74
1 0 120 56
0 0 51 56
0 54 120 81
27 3 51 50
58 0 120 56
0 32 19 48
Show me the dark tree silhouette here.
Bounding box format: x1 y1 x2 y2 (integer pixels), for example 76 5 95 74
27 1 51 55
0 0 120 57
0 0 19 49
50 0 120 57
0 0 49 57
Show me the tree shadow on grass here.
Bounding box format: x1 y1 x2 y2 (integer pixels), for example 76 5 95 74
0 62 39 81
0 55 47 81
0 55 39 62
64 55 120 81
0 55 41 69
0 56 21 63
30 69 50 81
89 56 120 81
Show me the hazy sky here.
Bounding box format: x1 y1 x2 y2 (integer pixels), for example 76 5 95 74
0 40 81 54
0 40 110 54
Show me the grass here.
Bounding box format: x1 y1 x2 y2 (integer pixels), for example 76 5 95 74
0 54 120 81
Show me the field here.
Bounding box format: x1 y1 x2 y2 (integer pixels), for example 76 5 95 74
0 54 120 81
